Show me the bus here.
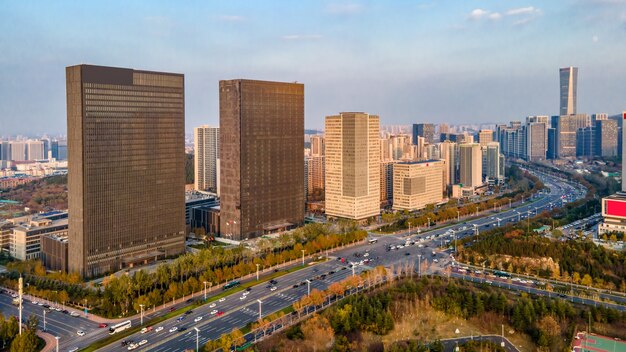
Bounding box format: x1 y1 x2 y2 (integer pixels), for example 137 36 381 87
109 320 132 335
223 280 241 290
494 271 511 279
368 238 378 244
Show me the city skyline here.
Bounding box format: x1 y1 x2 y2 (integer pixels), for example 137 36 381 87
2 1 626 134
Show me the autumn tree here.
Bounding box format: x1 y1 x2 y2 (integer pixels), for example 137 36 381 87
301 314 334 352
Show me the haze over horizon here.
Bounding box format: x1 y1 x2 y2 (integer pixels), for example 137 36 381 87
1 0 626 135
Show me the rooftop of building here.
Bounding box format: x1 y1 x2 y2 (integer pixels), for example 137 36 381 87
396 159 443 165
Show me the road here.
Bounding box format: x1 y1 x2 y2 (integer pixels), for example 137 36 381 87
0 170 605 351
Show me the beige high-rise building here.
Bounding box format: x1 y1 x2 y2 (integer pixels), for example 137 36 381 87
307 156 325 202
439 141 457 186
325 112 380 220
310 135 325 157
478 130 493 147
393 160 444 211
194 125 220 194
459 143 482 188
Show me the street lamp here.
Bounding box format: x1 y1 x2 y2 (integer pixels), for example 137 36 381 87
456 210 460 222
139 304 144 325
194 327 200 352
203 281 207 300
306 280 311 295
427 217 431 229
256 263 260 281
43 309 46 332
301 250 306 267
257 299 263 320
55 336 59 352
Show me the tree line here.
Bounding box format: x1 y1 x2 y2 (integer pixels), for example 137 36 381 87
1 224 367 318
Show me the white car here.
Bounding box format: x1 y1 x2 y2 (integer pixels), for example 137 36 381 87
210 310 218 315
127 344 137 351
31 300 38 305
218 298 226 302
77 330 85 336
169 327 178 333
270 286 277 291
363 253 369 257
70 311 80 317
239 296 246 300
155 326 164 332
138 340 148 346
194 316 203 322
209 303 216 308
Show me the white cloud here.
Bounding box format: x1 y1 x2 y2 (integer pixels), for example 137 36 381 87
282 34 323 41
468 8 489 20
488 12 503 20
593 35 599 42
506 6 541 16
217 15 245 22
326 3 362 15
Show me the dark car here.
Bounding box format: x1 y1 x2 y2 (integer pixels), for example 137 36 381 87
179 327 187 332
169 307 176 312
185 298 194 303
405 252 410 256
246 287 252 292
292 284 298 288
184 310 193 315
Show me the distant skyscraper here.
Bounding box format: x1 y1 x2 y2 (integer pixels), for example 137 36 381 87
478 129 493 147
526 122 547 161
194 125 220 194
413 123 435 145
66 64 186 277
560 66 578 116
595 119 618 157
325 112 380 220
393 160 444 211
26 140 44 160
484 142 503 182
50 140 59 159
219 79 304 239
380 161 394 208
310 135 325 157
459 143 482 188
556 114 590 158
576 126 594 158
439 141 457 186
8 141 26 161
439 123 450 135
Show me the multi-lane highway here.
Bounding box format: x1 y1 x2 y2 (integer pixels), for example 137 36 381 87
0 170 600 351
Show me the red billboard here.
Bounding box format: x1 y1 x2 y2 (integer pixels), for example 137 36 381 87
605 199 626 218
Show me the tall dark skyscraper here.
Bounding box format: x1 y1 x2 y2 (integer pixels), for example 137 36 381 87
560 66 578 116
219 79 304 240
66 64 185 277
413 123 435 144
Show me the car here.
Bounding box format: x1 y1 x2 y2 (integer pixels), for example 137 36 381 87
68 348 79 352
242 291 249 296
169 327 178 333
363 253 369 257
155 326 164 332
194 316 203 322
210 309 218 315
179 327 187 332
433 259 439 263
216 311 224 317
185 310 193 315
176 316 185 322
246 287 252 292
269 279 277 284
240 296 246 300
209 303 216 308
31 300 38 305
70 312 80 317
77 330 85 336
405 252 410 256
127 344 138 350
292 284 298 288
169 307 176 312
37 302 44 306
485 280 492 284
218 298 226 302
99 323 108 328
138 340 148 346
270 286 277 291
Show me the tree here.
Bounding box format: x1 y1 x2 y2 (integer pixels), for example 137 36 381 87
581 274 593 287
537 315 561 338
230 328 245 348
9 330 38 352
301 314 334 352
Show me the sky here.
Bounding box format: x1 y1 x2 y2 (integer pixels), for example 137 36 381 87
1 0 626 135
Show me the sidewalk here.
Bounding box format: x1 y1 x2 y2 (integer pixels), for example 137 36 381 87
36 330 57 352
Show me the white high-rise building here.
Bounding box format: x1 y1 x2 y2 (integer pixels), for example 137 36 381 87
26 140 44 160
194 126 220 194
325 112 380 220
459 143 482 188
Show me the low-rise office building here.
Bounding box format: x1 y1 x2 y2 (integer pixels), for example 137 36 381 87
9 211 68 261
41 234 69 272
392 160 444 211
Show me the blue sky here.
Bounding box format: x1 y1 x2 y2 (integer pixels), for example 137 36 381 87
1 0 626 134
